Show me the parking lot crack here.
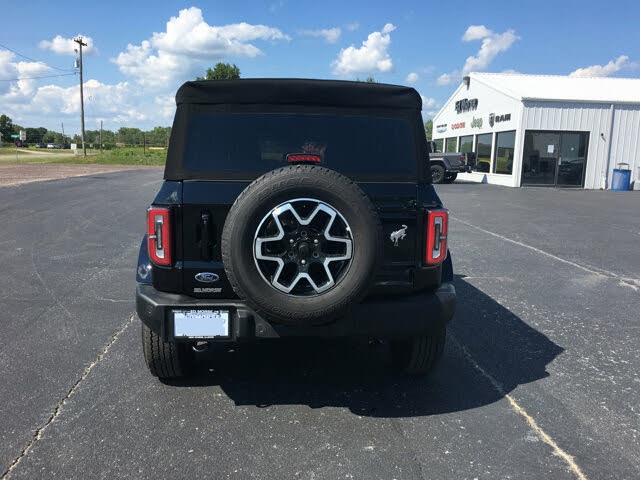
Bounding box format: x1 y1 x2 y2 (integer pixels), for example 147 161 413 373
1 314 136 480
450 333 588 480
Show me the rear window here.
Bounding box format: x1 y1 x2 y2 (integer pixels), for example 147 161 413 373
182 113 417 178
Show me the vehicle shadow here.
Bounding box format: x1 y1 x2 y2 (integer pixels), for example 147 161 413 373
164 275 563 418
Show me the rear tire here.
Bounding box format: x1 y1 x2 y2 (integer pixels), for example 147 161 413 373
391 327 446 376
430 164 446 184
141 323 195 378
443 172 458 183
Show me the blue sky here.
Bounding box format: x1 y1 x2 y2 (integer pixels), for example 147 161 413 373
1 0 638 135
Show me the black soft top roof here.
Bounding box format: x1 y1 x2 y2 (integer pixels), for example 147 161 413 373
175 78 422 111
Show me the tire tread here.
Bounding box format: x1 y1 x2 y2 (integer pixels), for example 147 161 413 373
142 323 193 378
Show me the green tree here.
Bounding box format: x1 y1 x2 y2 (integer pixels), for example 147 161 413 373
26 127 48 143
0 114 13 142
196 62 241 80
356 76 377 83
424 120 433 140
42 131 64 143
117 127 143 145
147 126 172 146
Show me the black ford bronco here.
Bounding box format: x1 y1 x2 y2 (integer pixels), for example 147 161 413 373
136 79 456 379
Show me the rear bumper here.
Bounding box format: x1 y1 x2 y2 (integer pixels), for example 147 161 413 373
136 283 456 341
447 165 472 174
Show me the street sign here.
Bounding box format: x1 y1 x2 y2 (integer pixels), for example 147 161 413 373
10 134 19 138
20 130 26 141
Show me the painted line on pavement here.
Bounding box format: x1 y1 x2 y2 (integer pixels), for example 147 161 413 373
450 334 587 480
452 217 640 288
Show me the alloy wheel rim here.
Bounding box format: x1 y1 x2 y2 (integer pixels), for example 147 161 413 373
253 198 354 296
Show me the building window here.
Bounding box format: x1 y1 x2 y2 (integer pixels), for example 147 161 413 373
445 137 457 153
476 133 492 172
433 138 444 152
493 130 516 175
459 135 473 152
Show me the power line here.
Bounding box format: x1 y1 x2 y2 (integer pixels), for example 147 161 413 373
0 72 77 82
0 42 76 73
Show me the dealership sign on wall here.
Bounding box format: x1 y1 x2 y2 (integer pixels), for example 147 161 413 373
489 113 511 127
455 98 478 114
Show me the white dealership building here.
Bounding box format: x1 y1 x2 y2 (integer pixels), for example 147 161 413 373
432 73 640 189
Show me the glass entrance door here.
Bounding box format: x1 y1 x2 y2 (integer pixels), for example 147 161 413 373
522 132 560 185
522 131 589 187
557 133 588 187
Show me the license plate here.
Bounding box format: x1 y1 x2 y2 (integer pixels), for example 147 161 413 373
173 310 229 338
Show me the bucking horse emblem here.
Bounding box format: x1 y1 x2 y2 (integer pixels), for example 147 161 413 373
390 225 408 247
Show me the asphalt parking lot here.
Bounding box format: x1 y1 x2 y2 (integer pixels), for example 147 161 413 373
1 171 638 479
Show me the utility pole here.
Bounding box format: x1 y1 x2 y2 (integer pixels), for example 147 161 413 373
74 36 87 157
61 122 65 144
100 120 103 153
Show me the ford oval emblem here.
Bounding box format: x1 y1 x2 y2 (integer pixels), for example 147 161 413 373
195 272 219 283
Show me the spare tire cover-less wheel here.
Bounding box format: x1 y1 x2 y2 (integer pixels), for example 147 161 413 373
221 165 382 326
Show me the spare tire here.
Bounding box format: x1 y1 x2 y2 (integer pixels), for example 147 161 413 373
221 165 382 326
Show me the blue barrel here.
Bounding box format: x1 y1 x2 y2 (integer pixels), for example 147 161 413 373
612 164 631 191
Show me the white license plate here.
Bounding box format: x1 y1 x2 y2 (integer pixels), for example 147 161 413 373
173 310 229 338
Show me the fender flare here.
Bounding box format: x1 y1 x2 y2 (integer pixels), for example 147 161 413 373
431 159 450 170
442 249 454 283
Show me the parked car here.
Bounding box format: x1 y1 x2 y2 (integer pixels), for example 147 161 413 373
35 143 46 148
427 141 474 183
14 140 29 148
46 143 62 149
136 79 456 380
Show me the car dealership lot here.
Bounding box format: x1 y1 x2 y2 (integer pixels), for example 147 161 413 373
0 171 638 479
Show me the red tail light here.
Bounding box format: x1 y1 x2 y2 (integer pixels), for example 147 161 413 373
287 154 322 163
425 209 448 265
147 207 172 266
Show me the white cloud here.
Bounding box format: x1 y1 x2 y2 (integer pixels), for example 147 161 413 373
0 50 18 95
0 72 174 133
0 50 53 97
437 71 459 86
461 25 493 42
406 72 419 84
419 95 439 118
2 8 290 132
15 61 53 96
299 27 342 44
155 94 177 120
438 25 519 85
569 55 630 77
420 95 437 109
114 41 191 90
39 35 98 56
461 27 518 75
345 22 360 32
112 7 288 89
30 80 134 118
332 24 396 77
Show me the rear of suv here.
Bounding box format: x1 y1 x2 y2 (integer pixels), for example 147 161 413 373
136 79 456 379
